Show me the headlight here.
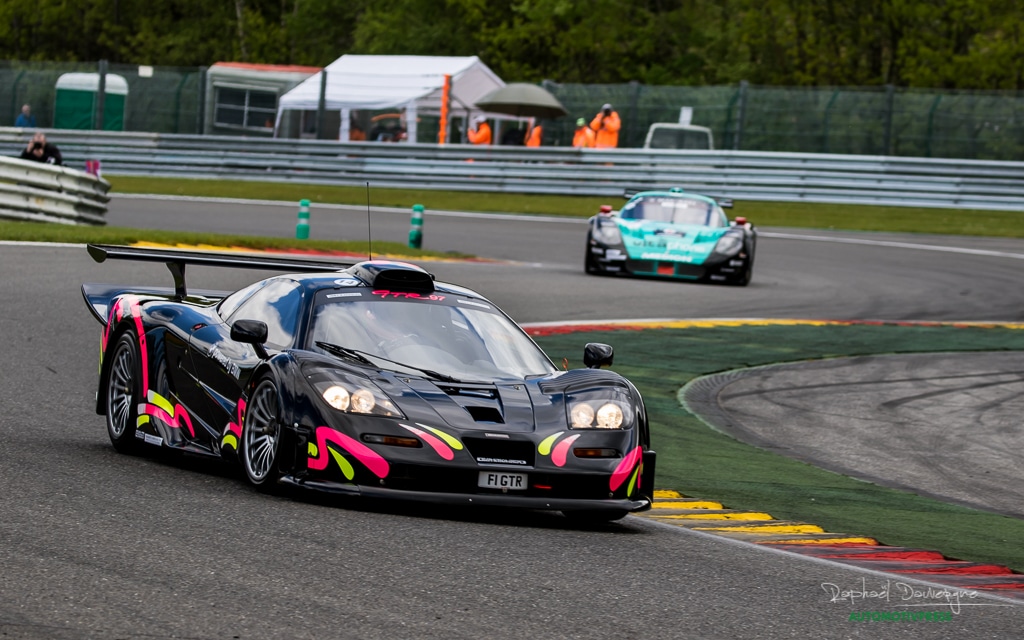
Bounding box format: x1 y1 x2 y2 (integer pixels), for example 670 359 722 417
596 402 624 428
323 385 351 411
570 403 595 428
307 369 403 417
570 401 626 429
566 387 634 430
712 233 743 256
592 220 622 245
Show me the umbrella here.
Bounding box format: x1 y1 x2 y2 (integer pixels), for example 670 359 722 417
474 83 568 119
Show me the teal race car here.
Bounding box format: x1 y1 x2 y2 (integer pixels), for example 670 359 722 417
584 188 756 286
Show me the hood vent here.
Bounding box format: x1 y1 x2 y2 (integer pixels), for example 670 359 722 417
465 406 504 423
437 383 504 423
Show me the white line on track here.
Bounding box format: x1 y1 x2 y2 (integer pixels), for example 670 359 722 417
759 231 1024 260
90 193 1024 257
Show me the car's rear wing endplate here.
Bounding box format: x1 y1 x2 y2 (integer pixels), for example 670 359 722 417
87 244 357 299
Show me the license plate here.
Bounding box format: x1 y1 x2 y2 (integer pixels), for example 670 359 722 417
478 471 527 491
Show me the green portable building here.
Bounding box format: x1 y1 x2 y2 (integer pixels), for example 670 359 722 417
54 73 128 131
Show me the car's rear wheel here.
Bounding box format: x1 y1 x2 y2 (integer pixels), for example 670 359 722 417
105 332 142 454
241 377 283 491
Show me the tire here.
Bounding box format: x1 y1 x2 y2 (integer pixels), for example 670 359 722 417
584 235 600 275
731 264 752 287
241 377 283 491
563 509 629 524
105 332 143 454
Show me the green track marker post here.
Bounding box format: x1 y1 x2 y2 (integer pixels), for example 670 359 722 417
296 199 310 239
409 204 424 249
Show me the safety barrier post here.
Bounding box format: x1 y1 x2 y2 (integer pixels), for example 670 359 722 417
408 204 424 249
296 199 310 239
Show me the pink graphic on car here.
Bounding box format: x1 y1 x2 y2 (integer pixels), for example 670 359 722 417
106 296 198 440
399 423 454 460
221 398 245 451
610 446 643 492
550 434 581 467
309 426 390 478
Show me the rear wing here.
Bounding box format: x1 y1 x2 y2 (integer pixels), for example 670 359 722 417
86 244 357 300
621 188 734 208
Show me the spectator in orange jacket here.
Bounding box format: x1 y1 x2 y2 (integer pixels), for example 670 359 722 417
572 117 596 148
590 103 621 148
468 116 492 145
525 119 542 147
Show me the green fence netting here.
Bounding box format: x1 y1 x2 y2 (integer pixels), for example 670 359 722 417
3 60 1023 160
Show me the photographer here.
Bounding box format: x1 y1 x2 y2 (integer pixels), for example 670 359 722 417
589 103 621 148
20 132 63 166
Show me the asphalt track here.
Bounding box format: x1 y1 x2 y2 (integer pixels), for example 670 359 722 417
684 352 1024 519
1 196 1023 638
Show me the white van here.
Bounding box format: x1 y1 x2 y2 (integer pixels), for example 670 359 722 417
643 123 714 150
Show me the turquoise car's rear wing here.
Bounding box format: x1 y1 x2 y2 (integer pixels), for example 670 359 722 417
621 188 733 208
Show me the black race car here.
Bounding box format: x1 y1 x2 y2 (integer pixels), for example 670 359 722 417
83 245 655 521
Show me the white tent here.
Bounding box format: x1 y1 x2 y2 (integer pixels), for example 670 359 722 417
275 55 505 142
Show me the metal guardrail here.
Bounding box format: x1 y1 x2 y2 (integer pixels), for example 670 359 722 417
3 128 1024 212
0 154 111 225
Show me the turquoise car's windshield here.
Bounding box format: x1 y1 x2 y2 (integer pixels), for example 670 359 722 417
621 196 725 227
307 291 556 382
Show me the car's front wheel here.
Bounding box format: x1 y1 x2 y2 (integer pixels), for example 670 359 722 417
584 236 600 275
732 264 752 287
105 332 142 454
241 377 283 491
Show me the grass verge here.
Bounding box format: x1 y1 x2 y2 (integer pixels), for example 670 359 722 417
107 175 1024 238
534 324 1024 571
0 220 466 259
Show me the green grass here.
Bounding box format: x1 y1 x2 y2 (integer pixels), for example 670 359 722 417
534 324 1024 572
0 220 466 259
107 175 1024 238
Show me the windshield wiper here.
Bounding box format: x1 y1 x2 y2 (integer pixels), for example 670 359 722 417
315 341 460 383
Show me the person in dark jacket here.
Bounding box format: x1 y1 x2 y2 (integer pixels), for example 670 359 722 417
20 132 62 165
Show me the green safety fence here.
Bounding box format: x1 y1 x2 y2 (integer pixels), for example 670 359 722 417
3 59 1023 160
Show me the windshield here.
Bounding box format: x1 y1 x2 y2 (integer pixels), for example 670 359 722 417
621 195 725 227
307 291 556 382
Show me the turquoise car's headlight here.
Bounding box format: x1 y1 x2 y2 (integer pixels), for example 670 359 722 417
593 220 623 245
712 233 744 256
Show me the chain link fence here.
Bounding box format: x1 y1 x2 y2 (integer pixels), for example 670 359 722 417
3 60 1023 160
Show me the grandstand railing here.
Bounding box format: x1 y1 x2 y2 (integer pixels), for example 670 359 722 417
3 128 1023 213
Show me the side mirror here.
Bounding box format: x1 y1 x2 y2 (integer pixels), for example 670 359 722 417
583 342 614 369
231 319 270 360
